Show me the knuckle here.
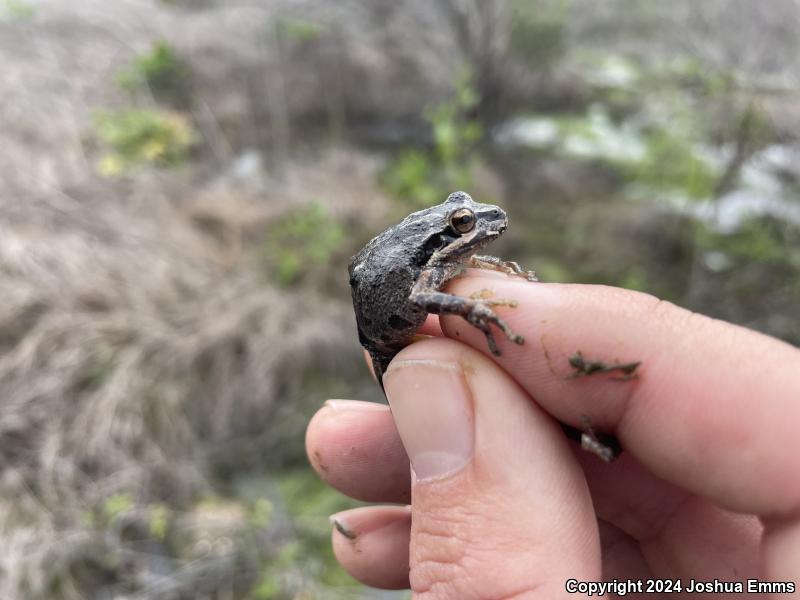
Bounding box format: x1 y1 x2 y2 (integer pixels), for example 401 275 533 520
409 500 543 599
410 509 470 596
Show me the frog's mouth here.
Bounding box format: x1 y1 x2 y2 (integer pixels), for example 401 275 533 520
475 207 508 239
454 227 504 256
481 224 506 239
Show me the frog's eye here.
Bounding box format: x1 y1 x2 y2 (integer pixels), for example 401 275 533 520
449 208 476 234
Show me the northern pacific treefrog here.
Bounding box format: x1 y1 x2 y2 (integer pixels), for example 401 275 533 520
348 191 536 387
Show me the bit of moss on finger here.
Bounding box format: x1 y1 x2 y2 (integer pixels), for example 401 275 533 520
567 350 641 380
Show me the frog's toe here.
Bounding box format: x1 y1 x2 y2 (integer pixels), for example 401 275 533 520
473 318 500 354
489 314 523 345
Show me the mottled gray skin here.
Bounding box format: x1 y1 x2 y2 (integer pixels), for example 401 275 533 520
348 191 534 389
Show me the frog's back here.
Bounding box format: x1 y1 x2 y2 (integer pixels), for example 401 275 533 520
348 227 428 358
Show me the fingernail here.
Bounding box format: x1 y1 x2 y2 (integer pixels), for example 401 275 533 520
324 399 388 413
329 515 358 540
383 359 474 481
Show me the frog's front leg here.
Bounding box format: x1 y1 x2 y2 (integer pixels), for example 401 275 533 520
470 255 538 282
410 278 524 356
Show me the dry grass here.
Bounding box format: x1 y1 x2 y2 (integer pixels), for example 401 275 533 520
0 165 367 597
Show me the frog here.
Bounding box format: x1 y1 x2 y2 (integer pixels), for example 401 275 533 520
348 191 536 388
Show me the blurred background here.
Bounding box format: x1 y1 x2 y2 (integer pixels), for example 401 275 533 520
1 0 799 598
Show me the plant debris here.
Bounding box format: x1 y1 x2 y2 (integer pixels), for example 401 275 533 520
567 351 641 381
579 415 621 462
331 518 357 540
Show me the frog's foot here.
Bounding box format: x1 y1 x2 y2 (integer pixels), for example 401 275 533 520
468 288 519 308
410 290 524 356
470 255 538 282
466 302 524 355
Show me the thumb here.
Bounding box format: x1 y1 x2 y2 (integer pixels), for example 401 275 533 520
384 337 601 599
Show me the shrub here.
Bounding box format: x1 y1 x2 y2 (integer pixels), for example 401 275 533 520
94 109 195 175
381 70 483 208
262 203 345 287
117 40 189 104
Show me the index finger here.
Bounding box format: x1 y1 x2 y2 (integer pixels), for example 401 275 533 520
443 276 800 518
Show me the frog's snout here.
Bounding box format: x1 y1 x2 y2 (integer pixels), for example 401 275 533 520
482 206 507 224
489 208 506 222
492 208 508 233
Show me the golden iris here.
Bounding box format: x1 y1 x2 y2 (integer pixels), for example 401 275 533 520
449 208 476 233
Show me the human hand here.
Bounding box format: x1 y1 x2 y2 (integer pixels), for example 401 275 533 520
306 273 800 598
